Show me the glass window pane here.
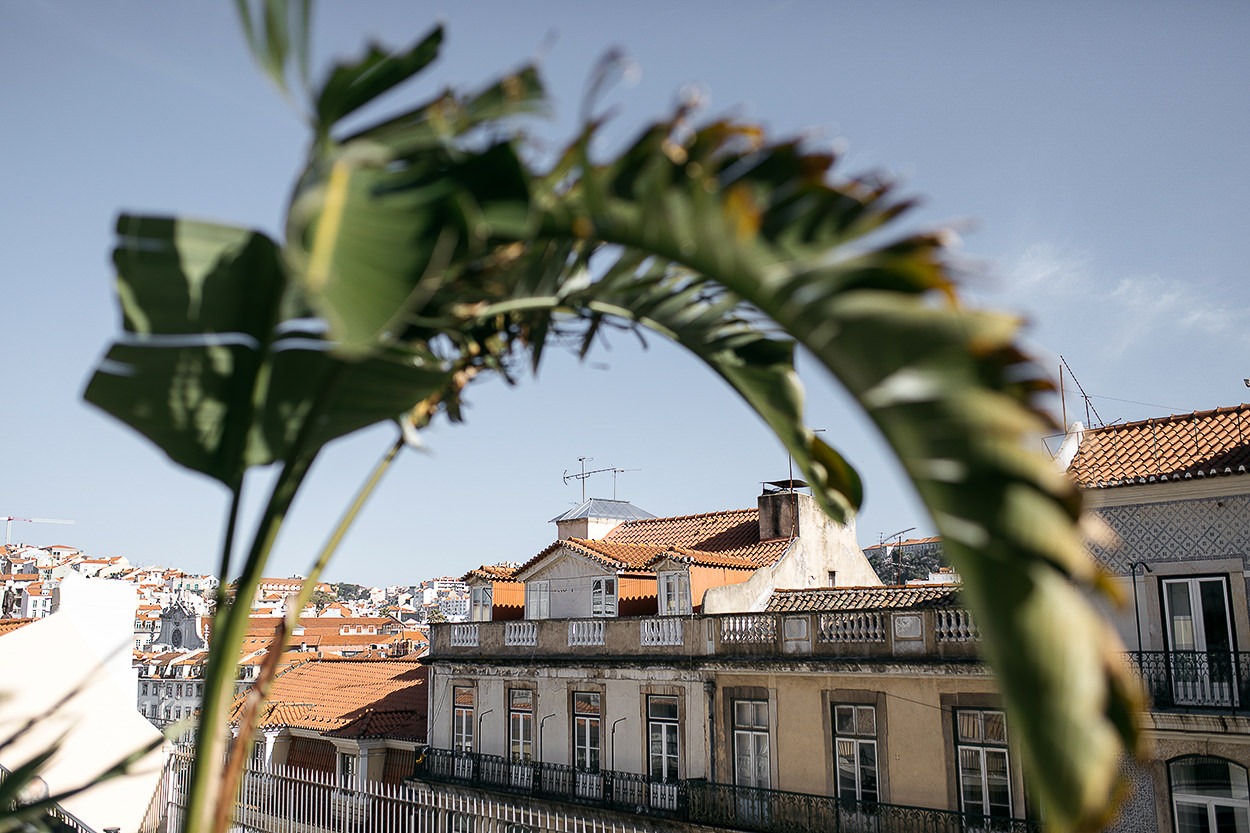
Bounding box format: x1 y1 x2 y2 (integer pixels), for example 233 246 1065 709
957 711 982 742
860 741 878 802
985 749 1011 816
857 706 876 736
1168 581 1197 650
649 696 678 720
835 705 855 735
836 739 856 795
959 747 985 816
1174 802 1209 833
1200 580 1233 652
983 711 1007 744
1214 804 1250 833
510 689 533 710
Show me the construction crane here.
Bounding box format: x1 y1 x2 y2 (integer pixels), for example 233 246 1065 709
2 516 75 546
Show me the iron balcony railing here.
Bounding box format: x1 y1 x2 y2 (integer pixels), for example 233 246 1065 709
414 748 1040 833
1130 650 1250 713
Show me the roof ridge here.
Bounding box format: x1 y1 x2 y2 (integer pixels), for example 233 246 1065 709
1085 403 1250 434
624 507 755 523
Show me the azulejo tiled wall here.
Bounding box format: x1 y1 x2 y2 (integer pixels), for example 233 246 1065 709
1087 492 1250 575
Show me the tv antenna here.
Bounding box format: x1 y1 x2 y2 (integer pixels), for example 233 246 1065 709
879 526 916 585
2 516 76 546
562 457 640 500
1058 356 1103 429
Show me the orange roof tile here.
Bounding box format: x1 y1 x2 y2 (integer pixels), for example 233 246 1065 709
1067 404 1250 488
235 659 427 741
766 585 962 612
606 508 790 566
0 618 36 638
461 564 520 582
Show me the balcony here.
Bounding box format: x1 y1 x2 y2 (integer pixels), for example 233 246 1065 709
428 609 982 663
1130 650 1250 713
413 747 1040 833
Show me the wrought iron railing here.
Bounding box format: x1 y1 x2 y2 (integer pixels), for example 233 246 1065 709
418 748 687 817
1130 650 1250 712
414 748 1039 833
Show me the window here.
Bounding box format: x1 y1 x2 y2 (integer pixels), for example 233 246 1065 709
955 709 1011 819
453 687 475 752
1170 756 1250 833
527 581 550 620
648 696 680 782
658 574 691 616
1164 577 1237 707
591 578 617 617
833 704 878 802
509 689 534 761
177 684 183 697
338 752 357 789
733 700 770 789
573 692 601 771
470 586 493 622
141 682 148 696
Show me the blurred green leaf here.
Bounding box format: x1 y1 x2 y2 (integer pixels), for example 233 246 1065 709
315 26 443 132
85 216 450 485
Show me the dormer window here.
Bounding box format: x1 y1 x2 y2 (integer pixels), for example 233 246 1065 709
591 577 617 617
659 573 691 616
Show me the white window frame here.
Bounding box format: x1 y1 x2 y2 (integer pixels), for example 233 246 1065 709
573 692 601 771
658 573 691 616
647 695 680 782
591 577 617 617
955 709 1011 819
732 699 771 789
833 704 878 802
470 586 493 622
527 581 550 620
508 688 534 761
453 687 475 752
1170 755 1250 833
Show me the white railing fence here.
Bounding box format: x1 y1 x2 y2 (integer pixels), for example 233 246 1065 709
640 617 683 647
504 621 537 647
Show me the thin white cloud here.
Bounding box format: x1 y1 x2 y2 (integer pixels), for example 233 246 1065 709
998 243 1247 360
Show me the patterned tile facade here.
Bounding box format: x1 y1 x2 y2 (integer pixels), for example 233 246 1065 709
1087 493 1250 575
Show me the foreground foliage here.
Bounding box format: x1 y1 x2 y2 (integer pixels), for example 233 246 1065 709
83 4 1141 832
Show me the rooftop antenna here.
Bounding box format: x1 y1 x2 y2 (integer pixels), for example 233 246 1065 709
609 468 640 499
562 458 640 501
2 516 75 546
1059 355 1103 428
879 526 916 585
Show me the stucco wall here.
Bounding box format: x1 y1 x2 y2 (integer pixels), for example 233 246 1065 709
703 494 878 614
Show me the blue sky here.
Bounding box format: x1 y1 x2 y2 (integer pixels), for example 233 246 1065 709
3 2 1247 587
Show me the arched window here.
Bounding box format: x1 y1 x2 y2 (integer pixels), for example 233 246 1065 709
1170 756 1249 833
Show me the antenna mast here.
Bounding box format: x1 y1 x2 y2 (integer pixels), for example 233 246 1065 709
562 458 641 501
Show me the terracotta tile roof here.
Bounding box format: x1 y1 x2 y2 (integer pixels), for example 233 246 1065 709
0 618 36 638
766 585 962 612
647 544 788 570
608 508 754 548
236 659 427 741
1067 404 1250 488
516 505 795 578
461 564 520 582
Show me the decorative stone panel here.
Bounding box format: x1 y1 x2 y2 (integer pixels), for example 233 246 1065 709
1088 493 1250 575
